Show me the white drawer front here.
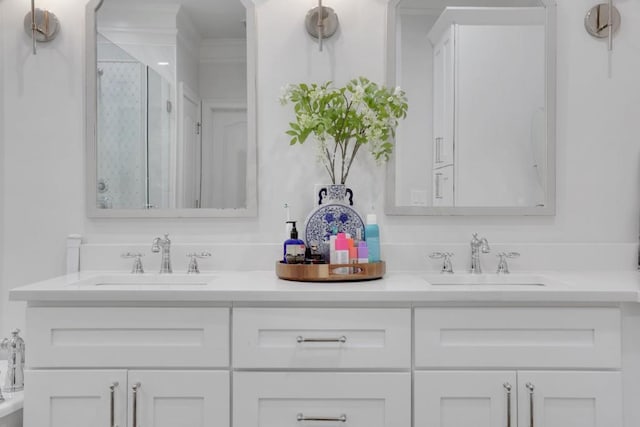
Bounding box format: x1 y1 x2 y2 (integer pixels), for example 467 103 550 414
234 372 410 427
415 307 621 368
27 307 229 368
233 308 411 368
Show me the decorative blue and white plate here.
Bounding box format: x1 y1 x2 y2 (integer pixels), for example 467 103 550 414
304 203 365 259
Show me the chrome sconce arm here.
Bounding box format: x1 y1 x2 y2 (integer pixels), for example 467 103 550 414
24 0 60 55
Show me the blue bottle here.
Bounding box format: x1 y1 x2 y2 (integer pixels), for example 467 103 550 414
283 221 305 264
365 214 380 263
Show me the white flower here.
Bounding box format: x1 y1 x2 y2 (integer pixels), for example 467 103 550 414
278 84 293 105
298 113 315 129
309 87 325 103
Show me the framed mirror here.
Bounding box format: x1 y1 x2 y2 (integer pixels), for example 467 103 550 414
385 0 556 215
86 0 257 217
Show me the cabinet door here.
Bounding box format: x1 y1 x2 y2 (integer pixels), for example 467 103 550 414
128 370 229 427
415 371 516 427
25 369 127 427
432 25 455 169
517 371 621 427
234 372 410 427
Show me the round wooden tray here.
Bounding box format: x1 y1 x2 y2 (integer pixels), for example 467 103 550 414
276 261 385 282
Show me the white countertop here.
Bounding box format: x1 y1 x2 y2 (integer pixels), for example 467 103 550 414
9 270 640 303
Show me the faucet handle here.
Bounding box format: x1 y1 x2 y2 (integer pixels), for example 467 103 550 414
121 252 145 274
496 252 520 274
429 252 455 274
186 252 212 274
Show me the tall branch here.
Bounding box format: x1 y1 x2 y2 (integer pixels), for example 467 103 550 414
342 138 363 184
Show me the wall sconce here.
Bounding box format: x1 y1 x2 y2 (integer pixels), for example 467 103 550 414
23 0 60 55
585 0 620 51
305 0 338 52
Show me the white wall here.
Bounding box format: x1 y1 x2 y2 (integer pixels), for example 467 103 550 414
1 0 640 335
1 0 86 336
0 0 5 340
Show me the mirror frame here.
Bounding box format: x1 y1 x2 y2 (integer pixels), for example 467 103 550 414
384 0 556 216
85 0 258 218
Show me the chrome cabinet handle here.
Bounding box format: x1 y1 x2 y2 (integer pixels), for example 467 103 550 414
132 382 141 427
297 413 347 422
296 336 347 344
526 382 535 427
109 382 119 427
435 173 443 199
503 383 512 427
435 137 443 163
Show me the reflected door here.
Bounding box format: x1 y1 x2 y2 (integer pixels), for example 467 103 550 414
179 83 203 209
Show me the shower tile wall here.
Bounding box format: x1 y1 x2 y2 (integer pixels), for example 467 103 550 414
97 60 146 209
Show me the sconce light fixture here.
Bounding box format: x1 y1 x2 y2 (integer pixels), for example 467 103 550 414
585 0 620 51
23 0 60 55
305 0 339 52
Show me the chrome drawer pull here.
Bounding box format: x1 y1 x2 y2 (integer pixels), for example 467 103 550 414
109 382 119 427
503 382 512 427
296 336 347 344
132 382 141 427
297 413 347 422
526 382 535 427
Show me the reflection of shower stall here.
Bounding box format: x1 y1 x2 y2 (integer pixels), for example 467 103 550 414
96 35 171 209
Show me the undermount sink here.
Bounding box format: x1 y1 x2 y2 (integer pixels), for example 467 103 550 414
75 274 216 287
423 274 565 288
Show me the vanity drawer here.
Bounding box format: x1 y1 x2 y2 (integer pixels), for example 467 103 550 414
232 308 411 368
414 307 621 369
27 307 229 368
233 372 411 427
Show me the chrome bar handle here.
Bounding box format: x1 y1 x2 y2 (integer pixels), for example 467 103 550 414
132 383 141 427
503 382 512 427
526 382 535 427
435 173 443 199
296 336 347 343
109 382 119 427
30 0 37 54
297 413 347 422
608 0 613 51
435 137 443 163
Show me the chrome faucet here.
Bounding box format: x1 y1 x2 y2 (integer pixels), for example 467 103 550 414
496 252 520 274
1 329 25 392
151 234 172 274
429 252 455 274
470 233 490 274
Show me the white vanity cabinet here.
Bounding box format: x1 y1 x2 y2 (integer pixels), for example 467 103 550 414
414 307 623 427
232 308 411 369
232 308 412 427
25 370 229 427
14 280 630 427
415 371 621 427
234 372 411 427
23 306 231 427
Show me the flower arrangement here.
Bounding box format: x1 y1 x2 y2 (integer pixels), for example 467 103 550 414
280 77 408 185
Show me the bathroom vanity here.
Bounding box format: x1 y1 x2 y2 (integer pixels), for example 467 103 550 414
10 271 639 427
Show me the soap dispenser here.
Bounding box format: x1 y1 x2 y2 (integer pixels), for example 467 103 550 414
283 221 306 264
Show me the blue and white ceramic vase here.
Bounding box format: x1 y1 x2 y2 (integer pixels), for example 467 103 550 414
318 184 354 206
